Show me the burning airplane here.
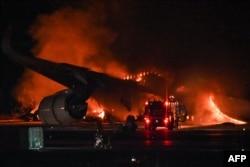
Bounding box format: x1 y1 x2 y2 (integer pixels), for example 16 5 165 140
2 28 168 125
2 6 248 126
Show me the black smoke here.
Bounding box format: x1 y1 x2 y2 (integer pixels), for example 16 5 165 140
1 0 250 115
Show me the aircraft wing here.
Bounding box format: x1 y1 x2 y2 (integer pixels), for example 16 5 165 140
2 29 166 124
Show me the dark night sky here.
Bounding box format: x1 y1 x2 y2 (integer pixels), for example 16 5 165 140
1 0 250 113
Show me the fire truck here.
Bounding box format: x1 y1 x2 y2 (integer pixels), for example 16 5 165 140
143 96 187 130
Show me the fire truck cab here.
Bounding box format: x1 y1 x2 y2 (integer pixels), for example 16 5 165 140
144 99 174 130
143 96 186 130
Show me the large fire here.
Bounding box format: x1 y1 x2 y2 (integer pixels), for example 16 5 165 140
192 94 247 125
11 4 248 124
12 5 127 118
208 95 246 124
176 83 247 125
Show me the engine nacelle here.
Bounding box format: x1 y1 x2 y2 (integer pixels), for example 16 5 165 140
38 89 88 125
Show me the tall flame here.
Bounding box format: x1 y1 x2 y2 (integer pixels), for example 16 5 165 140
194 94 247 125
208 95 246 124
176 83 247 125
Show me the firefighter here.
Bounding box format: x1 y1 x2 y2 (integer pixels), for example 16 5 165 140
168 95 179 129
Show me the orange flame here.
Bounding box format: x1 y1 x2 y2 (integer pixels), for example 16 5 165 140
13 6 127 114
189 93 247 125
208 95 246 124
92 109 105 119
87 97 105 119
177 79 249 126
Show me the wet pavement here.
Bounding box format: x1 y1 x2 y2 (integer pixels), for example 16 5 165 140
1 120 250 167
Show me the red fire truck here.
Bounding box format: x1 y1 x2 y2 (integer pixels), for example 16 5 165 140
143 96 186 130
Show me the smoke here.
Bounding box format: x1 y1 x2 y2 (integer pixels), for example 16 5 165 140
13 3 127 110
173 71 249 124
173 74 218 123
11 1 248 124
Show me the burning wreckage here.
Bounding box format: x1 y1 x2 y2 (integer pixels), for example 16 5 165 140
2 29 172 127
3 29 187 149
2 28 247 134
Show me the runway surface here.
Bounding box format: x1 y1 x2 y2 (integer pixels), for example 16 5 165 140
1 118 250 167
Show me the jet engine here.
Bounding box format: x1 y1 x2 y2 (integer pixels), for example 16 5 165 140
38 89 88 125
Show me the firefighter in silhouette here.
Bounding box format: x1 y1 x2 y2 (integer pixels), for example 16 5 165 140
168 95 179 129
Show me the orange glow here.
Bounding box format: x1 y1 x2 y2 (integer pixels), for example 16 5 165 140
176 86 185 93
13 6 127 112
92 109 105 119
87 98 105 119
208 95 246 124
190 93 247 125
30 104 39 114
